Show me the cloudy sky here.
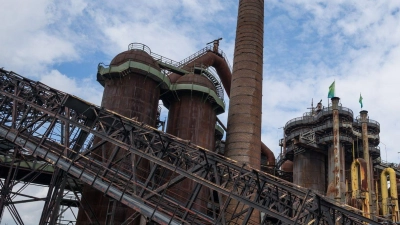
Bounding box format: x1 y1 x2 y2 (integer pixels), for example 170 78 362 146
1 0 400 224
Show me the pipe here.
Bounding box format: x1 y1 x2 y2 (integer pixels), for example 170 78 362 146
381 168 399 222
351 158 370 218
376 180 380 216
261 142 275 166
183 52 232 97
168 49 276 165
168 51 231 96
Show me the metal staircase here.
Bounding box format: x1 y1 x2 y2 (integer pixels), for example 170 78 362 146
0 68 387 224
192 65 224 100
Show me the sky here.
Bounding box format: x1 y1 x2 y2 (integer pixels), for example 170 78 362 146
1 0 400 224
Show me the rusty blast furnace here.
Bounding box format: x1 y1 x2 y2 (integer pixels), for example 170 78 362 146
77 46 167 224
279 97 400 220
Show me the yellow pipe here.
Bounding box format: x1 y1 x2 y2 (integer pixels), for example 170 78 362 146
376 180 379 216
381 168 399 222
351 160 359 200
351 158 370 218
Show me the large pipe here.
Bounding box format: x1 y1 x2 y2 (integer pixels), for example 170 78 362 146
351 158 370 218
380 168 399 222
261 142 275 166
168 50 276 166
169 51 232 96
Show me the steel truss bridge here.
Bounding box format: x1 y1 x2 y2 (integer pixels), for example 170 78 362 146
0 68 390 224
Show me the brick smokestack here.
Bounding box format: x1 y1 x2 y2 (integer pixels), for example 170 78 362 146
225 0 264 170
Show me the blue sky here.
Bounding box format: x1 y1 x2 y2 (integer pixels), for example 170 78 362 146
1 0 400 224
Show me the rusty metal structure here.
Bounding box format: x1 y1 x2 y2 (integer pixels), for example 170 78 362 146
0 0 399 224
278 96 400 222
77 44 168 224
0 68 392 225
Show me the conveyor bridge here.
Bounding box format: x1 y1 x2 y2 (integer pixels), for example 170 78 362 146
0 68 386 224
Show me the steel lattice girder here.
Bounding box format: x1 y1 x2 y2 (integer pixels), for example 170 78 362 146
0 68 387 225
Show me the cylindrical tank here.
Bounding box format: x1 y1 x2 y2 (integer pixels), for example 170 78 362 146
102 50 161 124
77 46 162 225
167 74 217 150
293 151 325 194
164 73 222 213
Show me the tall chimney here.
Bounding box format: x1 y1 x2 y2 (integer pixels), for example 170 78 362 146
225 0 264 223
225 0 264 169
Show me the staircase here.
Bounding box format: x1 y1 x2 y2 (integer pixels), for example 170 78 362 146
0 68 387 224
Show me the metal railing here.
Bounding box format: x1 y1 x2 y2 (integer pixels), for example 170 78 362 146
285 106 354 129
128 42 181 68
354 118 380 127
177 45 232 72
191 64 224 100
128 43 152 55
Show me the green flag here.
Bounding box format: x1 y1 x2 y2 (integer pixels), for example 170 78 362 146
328 81 335 98
359 93 363 108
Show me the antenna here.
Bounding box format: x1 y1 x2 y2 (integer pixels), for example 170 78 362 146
306 98 314 114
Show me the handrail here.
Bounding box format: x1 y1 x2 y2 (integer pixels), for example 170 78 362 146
176 45 232 72
353 118 380 127
192 64 224 100
178 46 212 67
128 43 152 55
285 106 354 129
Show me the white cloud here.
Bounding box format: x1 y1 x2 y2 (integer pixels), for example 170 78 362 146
39 70 103 105
0 0 83 74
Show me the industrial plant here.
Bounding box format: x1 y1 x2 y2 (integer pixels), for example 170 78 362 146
0 0 400 224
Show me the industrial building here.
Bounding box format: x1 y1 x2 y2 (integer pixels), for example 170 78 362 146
0 0 399 224
278 98 399 220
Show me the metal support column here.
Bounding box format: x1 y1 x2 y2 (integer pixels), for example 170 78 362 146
360 110 376 216
327 97 345 202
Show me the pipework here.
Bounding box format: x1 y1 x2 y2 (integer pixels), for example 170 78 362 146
351 158 370 218
380 168 399 222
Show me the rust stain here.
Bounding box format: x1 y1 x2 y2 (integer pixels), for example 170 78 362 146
357 158 369 192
